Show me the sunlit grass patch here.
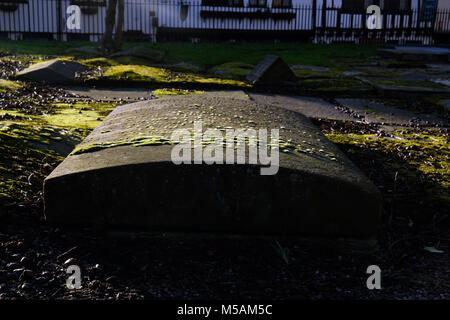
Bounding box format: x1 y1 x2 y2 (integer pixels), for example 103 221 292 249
80 57 119 68
0 79 23 92
102 65 171 82
98 65 250 87
42 102 116 130
211 62 254 77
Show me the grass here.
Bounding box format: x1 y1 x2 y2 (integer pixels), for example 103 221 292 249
0 79 23 92
0 40 380 68
211 62 255 77
0 40 94 56
102 65 170 82
96 64 250 87
149 42 379 67
80 57 119 68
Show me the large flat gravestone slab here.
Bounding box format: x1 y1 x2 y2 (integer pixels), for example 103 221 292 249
246 55 297 86
16 59 88 84
44 96 381 237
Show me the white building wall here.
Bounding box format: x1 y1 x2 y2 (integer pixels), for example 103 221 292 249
436 0 450 32
0 0 446 42
438 0 450 10
157 0 314 30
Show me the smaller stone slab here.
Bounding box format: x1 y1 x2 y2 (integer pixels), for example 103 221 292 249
399 72 434 81
290 65 329 72
16 59 88 84
444 100 450 112
246 55 297 86
377 46 450 63
336 98 447 126
249 93 360 122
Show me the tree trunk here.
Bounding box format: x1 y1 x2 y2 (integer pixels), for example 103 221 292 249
102 0 118 54
114 0 124 52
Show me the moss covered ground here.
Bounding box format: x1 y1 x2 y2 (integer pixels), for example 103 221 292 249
0 81 118 204
325 128 449 225
0 79 22 92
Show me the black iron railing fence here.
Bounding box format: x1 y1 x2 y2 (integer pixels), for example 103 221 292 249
0 0 449 44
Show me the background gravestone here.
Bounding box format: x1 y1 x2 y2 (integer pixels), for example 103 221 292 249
15 59 88 84
246 55 297 87
44 95 381 238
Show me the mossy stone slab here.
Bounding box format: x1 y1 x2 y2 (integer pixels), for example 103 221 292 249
44 96 381 237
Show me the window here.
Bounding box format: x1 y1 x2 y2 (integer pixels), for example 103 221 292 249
201 0 244 6
249 0 267 8
272 0 292 9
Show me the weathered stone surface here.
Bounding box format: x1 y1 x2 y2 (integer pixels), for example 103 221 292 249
246 55 297 86
336 98 447 127
377 46 450 63
249 93 359 121
16 59 88 84
356 76 450 95
290 65 329 72
399 72 434 81
444 100 450 112
44 95 381 237
62 87 249 102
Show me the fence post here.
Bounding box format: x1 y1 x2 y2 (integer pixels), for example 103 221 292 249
57 0 63 41
312 0 316 34
321 0 326 40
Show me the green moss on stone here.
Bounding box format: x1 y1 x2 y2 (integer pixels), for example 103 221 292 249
71 136 178 155
94 65 250 87
80 57 118 68
153 88 204 96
